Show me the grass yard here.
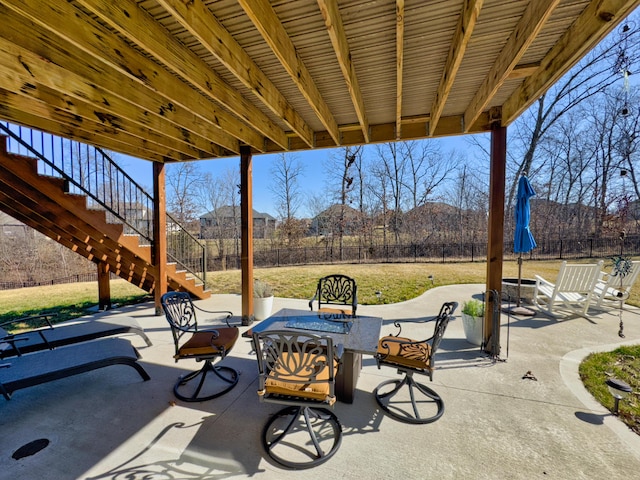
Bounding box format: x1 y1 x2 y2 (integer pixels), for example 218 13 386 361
205 260 566 305
579 345 640 435
2 259 638 326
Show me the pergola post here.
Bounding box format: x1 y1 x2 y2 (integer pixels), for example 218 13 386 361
240 146 254 325
485 118 506 355
153 161 168 315
97 261 111 310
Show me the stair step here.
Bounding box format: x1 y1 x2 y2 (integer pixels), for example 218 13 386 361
0 149 209 300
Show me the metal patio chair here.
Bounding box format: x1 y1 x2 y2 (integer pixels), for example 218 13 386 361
308 274 357 316
252 330 343 469
161 292 238 402
374 302 458 424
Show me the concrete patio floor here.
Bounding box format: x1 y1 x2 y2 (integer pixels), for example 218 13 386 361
2 284 640 479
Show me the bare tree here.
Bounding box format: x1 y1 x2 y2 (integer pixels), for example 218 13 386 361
375 143 407 244
270 153 304 220
324 146 362 257
270 153 305 244
199 167 241 266
166 161 204 227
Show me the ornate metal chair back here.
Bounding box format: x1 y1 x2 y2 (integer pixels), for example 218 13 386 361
253 330 337 406
311 274 357 316
161 292 199 354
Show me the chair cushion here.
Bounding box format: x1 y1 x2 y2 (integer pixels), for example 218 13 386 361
318 306 353 315
177 327 238 358
377 336 432 370
264 352 335 402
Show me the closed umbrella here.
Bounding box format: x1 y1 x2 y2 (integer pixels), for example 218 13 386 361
512 175 537 315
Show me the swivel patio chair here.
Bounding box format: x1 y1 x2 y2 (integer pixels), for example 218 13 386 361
161 292 239 402
252 330 343 469
374 301 458 424
308 274 357 316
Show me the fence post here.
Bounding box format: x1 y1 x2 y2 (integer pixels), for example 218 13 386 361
589 238 593 258
559 240 563 259
442 244 445 263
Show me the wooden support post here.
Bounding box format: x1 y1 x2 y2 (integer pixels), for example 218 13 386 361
485 120 506 355
97 261 111 311
240 146 254 325
153 161 168 315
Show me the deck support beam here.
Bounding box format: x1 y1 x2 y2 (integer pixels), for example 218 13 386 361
97 261 111 310
485 120 506 355
153 161 168 315
241 146 254 325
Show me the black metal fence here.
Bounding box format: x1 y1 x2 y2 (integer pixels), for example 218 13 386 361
207 235 640 271
0 273 102 291
3 236 637 290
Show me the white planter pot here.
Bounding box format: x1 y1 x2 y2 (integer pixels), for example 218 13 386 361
461 313 483 346
254 296 274 321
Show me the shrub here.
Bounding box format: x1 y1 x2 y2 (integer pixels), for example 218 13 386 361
462 299 484 317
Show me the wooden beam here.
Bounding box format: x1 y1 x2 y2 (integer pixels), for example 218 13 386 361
317 0 370 143
396 0 405 140
0 90 171 162
464 0 559 131
78 0 289 151
0 45 213 159
429 0 483 136
502 0 640 125
240 146 254 325
2 0 261 151
97 262 111 311
485 119 506 355
238 0 341 146
276 112 491 152
507 63 540 80
153 161 168 315
0 8 235 160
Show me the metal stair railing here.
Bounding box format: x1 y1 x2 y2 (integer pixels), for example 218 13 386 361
0 122 205 287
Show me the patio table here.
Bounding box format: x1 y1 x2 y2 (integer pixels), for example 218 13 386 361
247 308 383 403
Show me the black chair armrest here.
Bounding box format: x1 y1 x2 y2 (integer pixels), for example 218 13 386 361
0 313 58 331
191 304 233 327
309 290 319 311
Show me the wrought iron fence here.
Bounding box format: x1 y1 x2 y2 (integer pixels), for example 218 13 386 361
206 235 640 271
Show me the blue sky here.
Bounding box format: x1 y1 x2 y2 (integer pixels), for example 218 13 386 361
118 148 335 218
117 135 484 219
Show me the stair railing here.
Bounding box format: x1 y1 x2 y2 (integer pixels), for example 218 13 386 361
0 122 205 287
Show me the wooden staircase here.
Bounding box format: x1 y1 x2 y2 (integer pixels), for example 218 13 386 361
0 138 210 300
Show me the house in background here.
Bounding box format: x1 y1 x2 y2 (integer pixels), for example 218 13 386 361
200 206 276 239
309 204 363 237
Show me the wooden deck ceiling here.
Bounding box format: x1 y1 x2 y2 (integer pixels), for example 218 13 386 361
0 0 638 163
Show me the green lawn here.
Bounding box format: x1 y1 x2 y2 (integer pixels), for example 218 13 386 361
2 259 637 327
579 345 640 435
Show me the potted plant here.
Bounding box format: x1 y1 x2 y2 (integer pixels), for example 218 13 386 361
461 299 484 346
253 279 274 321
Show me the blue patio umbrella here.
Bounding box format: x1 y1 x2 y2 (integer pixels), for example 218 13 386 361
512 176 537 313
514 176 537 254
